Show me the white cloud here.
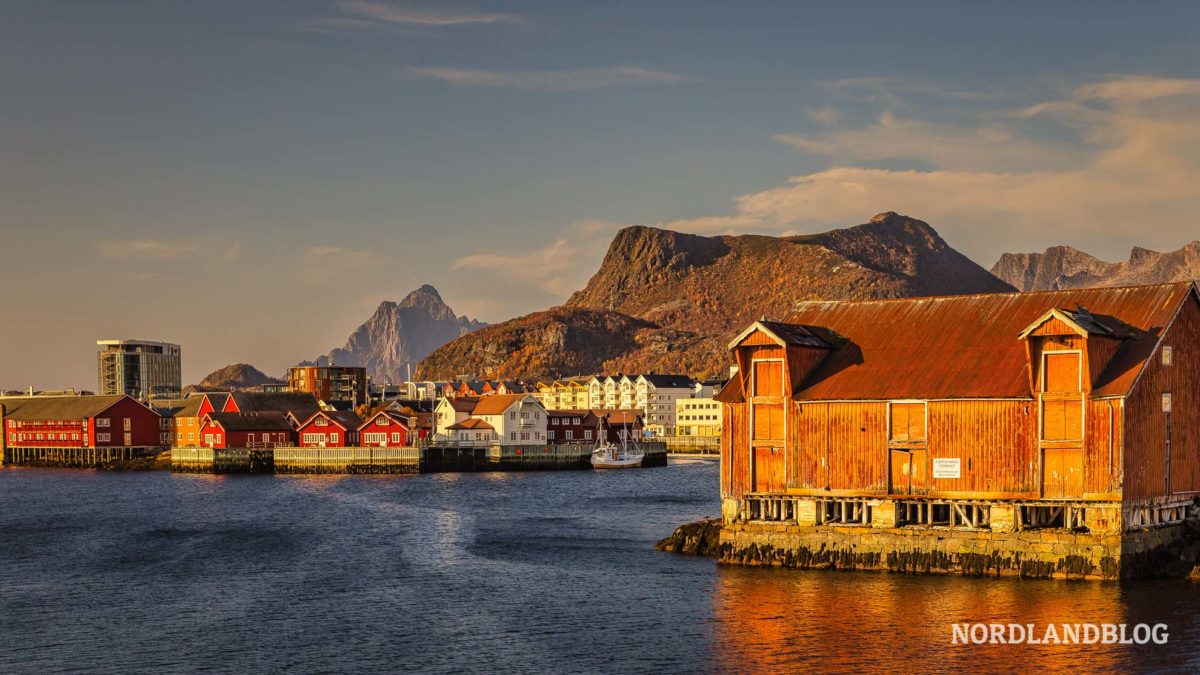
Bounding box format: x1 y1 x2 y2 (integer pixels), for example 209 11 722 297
664 76 1200 263
406 66 694 91
332 1 521 28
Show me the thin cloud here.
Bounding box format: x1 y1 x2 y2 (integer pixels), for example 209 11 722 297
452 220 624 297
98 239 197 260
304 245 384 266
334 1 521 27
406 66 695 91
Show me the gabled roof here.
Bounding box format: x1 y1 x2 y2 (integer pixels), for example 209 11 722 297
766 282 1193 400
154 397 205 418
604 410 644 425
299 410 363 431
728 319 833 350
229 392 321 419
1 395 131 420
1017 306 1122 339
359 409 411 430
637 374 695 389
205 393 231 411
471 393 532 415
448 418 495 431
441 397 480 413
204 411 292 431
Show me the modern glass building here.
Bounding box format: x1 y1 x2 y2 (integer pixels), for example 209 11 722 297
97 339 182 400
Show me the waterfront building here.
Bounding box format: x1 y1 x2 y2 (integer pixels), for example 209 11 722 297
199 412 293 449
433 394 548 446
603 410 644 443
96 339 182 399
296 410 363 448
2 394 164 452
358 410 415 447
153 396 205 448
288 365 368 406
222 392 321 428
635 374 694 437
546 410 600 443
675 397 722 437
716 282 1200 579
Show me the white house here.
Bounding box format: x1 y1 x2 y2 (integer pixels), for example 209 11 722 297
433 394 548 446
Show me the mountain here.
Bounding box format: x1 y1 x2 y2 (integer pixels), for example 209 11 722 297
189 363 281 392
310 285 486 384
418 213 1013 379
992 242 1200 291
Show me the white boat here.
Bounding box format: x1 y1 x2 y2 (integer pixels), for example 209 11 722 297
591 418 644 469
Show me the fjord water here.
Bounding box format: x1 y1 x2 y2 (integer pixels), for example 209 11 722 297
2 461 1198 673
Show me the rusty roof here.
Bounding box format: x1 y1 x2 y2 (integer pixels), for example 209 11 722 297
299 410 363 430
773 282 1194 400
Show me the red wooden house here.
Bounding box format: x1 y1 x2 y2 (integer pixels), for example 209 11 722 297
546 410 600 443
358 410 414 447
717 283 1200 578
3 394 163 450
199 412 293 449
296 410 363 448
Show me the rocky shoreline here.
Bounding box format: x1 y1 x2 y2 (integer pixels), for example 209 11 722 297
655 517 723 557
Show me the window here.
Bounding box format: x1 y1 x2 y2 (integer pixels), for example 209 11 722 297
565 430 574 440
1163 393 1173 413
510 412 517 420
204 433 213 444
316 418 328 427
97 418 110 428
123 418 131 431
584 430 592 440
97 433 111 442
378 417 389 426
521 432 530 441
1163 345 1174 366
510 432 517 441
547 430 555 440
330 433 339 444
391 432 402 443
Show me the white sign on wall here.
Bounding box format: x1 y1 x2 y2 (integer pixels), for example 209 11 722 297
932 458 961 479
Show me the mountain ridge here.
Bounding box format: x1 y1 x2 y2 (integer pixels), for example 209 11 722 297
991 241 1200 291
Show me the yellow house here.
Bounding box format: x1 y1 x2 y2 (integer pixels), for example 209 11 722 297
675 397 722 437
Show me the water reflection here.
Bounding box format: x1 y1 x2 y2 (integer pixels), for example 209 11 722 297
712 568 1195 673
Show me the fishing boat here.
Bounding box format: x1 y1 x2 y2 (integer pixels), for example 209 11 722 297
591 418 644 469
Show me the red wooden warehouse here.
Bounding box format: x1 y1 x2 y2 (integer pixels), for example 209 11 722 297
716 282 1200 578
199 412 293 449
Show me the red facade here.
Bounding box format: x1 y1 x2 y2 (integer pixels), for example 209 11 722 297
198 416 292 449
296 412 361 447
4 395 163 449
358 411 413 447
546 411 599 443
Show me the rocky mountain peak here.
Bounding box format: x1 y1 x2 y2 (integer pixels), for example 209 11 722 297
992 240 1200 292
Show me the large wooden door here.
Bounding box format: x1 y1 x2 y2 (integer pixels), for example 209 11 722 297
1042 447 1084 499
889 448 928 495
753 445 785 492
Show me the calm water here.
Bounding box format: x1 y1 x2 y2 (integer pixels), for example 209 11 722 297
1 459 1199 674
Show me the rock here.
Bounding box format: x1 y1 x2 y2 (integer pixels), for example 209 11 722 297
992 241 1200 291
420 213 1013 379
655 517 723 556
189 363 281 392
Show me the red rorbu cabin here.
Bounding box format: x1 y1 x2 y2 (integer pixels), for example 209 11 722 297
296 411 363 448
358 410 414 447
199 412 293 449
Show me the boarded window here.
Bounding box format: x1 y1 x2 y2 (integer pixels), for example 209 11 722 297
753 361 783 397
1042 397 1082 440
890 402 926 442
753 403 784 441
1043 352 1080 392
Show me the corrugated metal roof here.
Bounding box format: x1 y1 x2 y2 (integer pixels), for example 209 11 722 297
230 392 320 419
779 282 1193 400
1 395 130 420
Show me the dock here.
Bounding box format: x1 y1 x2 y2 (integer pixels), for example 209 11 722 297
167 442 668 474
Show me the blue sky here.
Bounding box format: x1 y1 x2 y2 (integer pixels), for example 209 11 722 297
3 1 1200 387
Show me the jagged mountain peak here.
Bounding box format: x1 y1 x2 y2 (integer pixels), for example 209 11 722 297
991 240 1200 292
310 285 486 383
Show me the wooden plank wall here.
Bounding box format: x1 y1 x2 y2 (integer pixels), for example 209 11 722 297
1126 296 1200 500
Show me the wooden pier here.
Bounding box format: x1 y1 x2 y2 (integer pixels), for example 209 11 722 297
3 445 158 469
169 442 668 475
171 447 274 474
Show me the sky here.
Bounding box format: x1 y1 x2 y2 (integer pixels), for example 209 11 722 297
3 0 1200 389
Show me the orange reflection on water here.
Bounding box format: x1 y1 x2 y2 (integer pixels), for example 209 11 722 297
711 568 1141 673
